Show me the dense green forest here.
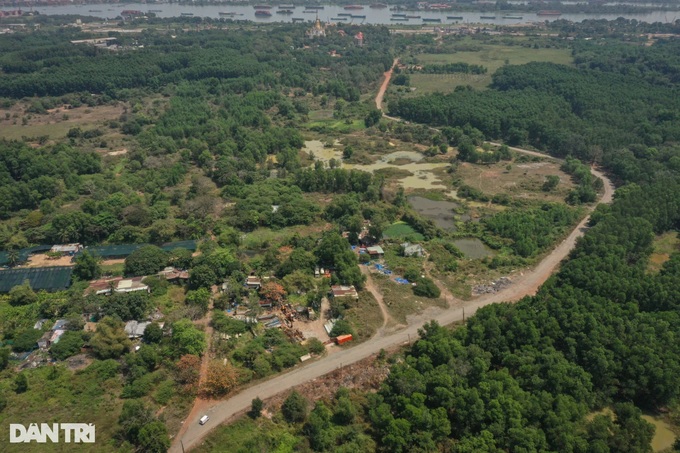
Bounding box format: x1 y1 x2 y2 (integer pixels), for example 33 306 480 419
390 39 680 163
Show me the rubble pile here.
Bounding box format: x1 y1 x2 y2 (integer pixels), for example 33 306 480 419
473 276 512 295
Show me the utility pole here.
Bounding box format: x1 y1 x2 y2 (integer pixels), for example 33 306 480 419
462 307 465 322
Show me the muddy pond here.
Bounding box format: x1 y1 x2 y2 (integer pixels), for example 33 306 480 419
453 238 494 259
305 141 450 191
408 196 472 229
641 415 677 452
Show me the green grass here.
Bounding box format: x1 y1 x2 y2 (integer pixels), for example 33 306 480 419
382 221 424 241
306 118 365 133
647 231 679 273
101 262 124 276
195 416 300 453
373 273 446 324
0 365 125 452
344 291 383 342
408 45 573 93
0 122 77 140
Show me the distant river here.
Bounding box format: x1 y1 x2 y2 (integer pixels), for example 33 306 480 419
32 3 677 25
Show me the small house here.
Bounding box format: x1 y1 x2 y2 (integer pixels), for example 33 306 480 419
366 246 384 259
87 277 149 295
49 329 66 345
245 275 262 290
115 277 149 294
34 319 48 330
259 300 273 309
158 267 189 283
402 242 425 258
52 319 69 331
37 331 52 349
50 243 83 256
330 285 359 300
124 320 151 339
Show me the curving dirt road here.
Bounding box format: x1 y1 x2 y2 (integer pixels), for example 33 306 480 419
169 65 617 452
170 161 614 452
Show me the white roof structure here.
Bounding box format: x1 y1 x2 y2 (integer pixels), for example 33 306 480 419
124 321 151 339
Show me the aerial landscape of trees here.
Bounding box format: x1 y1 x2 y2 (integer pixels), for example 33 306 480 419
0 14 679 453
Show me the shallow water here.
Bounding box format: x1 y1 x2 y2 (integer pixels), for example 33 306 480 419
453 238 494 259
408 196 460 230
641 415 677 452
303 140 343 163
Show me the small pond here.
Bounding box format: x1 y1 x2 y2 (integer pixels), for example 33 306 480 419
453 238 495 259
408 196 460 230
641 415 677 452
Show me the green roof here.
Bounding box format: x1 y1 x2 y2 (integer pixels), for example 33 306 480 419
79 240 198 259
0 266 73 293
0 245 53 266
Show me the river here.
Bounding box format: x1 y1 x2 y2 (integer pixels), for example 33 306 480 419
30 3 678 25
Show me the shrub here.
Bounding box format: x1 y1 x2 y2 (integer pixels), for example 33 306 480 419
413 277 441 298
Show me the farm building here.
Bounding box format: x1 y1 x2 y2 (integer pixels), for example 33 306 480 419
402 242 425 257
0 266 73 293
330 285 359 300
50 243 83 255
124 321 151 339
366 246 384 259
0 245 52 266
76 240 197 260
87 277 149 295
158 267 189 282
245 275 262 289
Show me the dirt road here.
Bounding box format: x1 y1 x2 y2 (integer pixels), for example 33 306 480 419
170 159 614 452
375 58 399 111
360 265 399 329
172 288 217 446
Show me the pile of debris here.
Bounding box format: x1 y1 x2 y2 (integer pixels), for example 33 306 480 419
473 276 512 295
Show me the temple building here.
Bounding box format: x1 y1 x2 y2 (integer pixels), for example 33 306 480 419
306 17 326 38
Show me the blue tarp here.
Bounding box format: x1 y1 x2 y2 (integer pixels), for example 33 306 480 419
395 278 410 284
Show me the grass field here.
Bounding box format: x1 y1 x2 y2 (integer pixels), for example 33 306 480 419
382 221 424 241
344 291 384 342
0 365 124 452
454 157 575 203
408 44 573 93
648 231 679 273
0 104 125 141
373 273 446 324
195 416 298 453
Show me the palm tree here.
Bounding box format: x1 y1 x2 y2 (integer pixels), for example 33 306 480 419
7 249 19 267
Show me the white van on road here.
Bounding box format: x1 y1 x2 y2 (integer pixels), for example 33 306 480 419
199 415 209 425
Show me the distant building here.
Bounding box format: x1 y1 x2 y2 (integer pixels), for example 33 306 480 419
245 275 262 290
306 17 326 38
402 242 425 257
158 267 189 282
52 319 69 331
366 246 384 259
50 243 83 255
330 285 359 300
87 277 149 295
124 321 151 339
354 31 364 47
